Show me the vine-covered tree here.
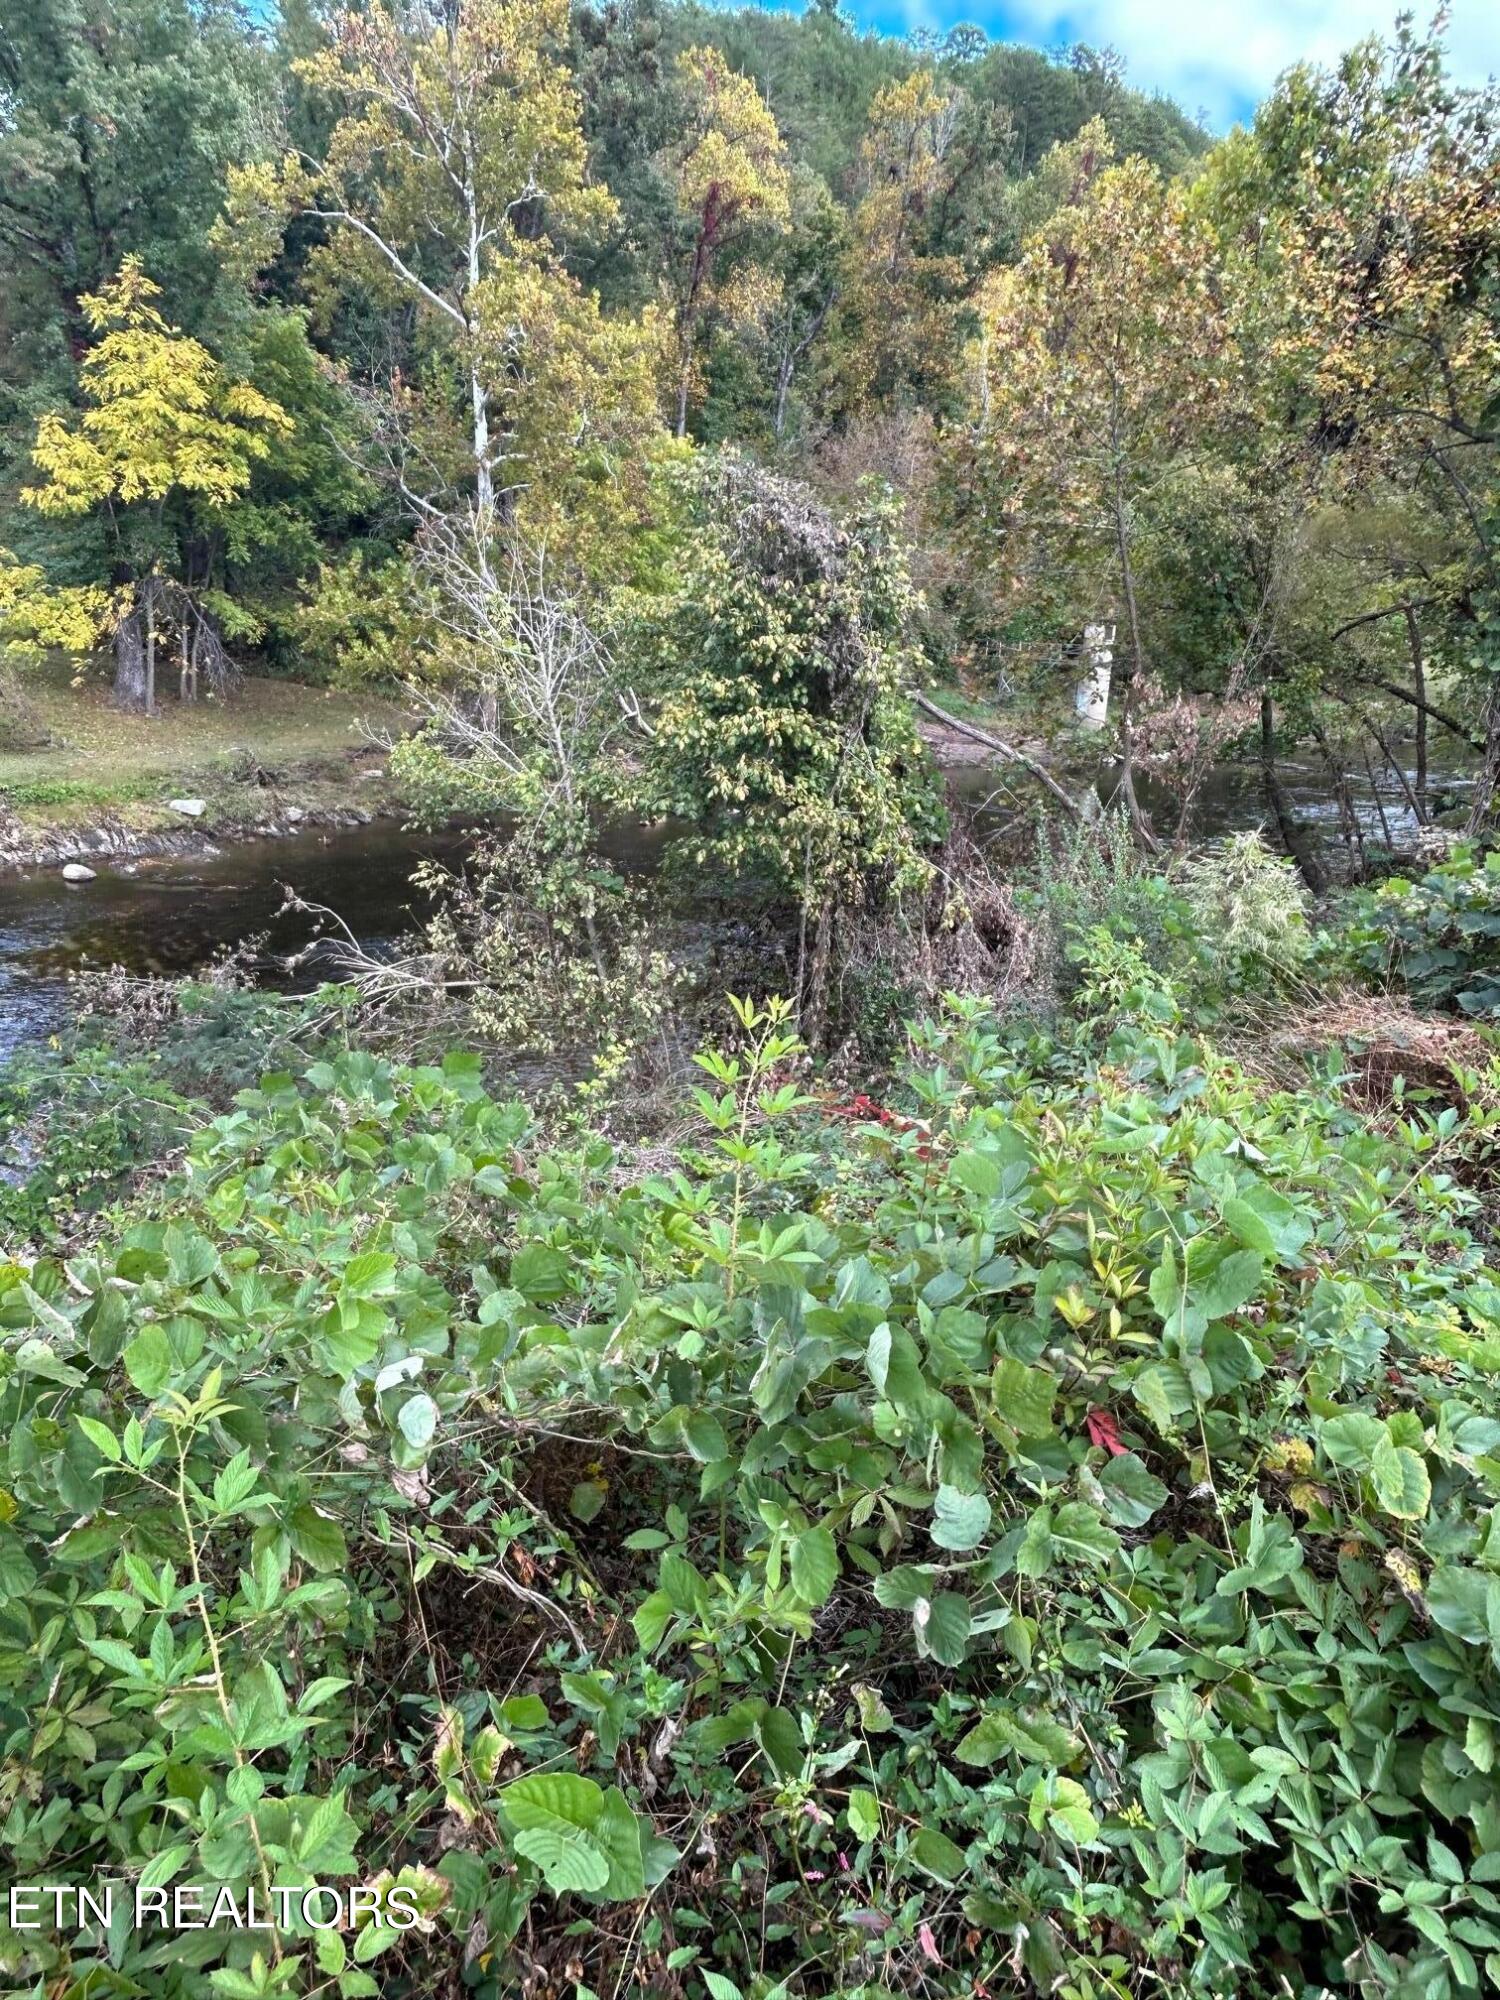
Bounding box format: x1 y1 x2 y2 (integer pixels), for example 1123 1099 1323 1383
631 454 937 1032
660 47 791 437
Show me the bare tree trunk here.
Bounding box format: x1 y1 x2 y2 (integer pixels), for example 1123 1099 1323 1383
112 605 150 713
912 693 1082 816
143 582 157 716
1360 737 1394 849
1354 701 1424 832
1260 690 1327 894
1403 604 1428 823
773 288 835 443
1310 716 1365 876
1109 461 1155 849
675 239 709 440
802 900 833 1047
773 351 795 442
1467 675 1500 834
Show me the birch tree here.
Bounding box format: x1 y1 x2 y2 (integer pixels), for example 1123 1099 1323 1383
225 0 621 543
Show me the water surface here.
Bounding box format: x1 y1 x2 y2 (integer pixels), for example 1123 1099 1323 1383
0 749 1465 1066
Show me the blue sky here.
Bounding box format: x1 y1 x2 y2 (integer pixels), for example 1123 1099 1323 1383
846 0 1498 130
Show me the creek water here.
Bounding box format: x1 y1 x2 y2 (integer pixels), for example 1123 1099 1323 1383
0 748 1462 1067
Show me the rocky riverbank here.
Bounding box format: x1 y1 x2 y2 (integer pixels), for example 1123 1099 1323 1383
0 800 391 880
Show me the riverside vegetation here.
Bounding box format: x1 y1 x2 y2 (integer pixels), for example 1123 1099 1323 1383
2 832 1500 2000
3 1 1500 1997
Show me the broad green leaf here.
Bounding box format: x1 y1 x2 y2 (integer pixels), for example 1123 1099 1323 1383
1029 1776 1099 1844
873 1564 938 1610
123 1324 173 1396
501 1773 608 1895
397 1393 438 1450
914 1590 970 1667
909 1827 967 1883
341 1251 397 1297
994 1356 1055 1437
958 1706 1078 1769
1371 1434 1431 1520
681 1410 729 1463
930 1485 991 1552
789 1524 839 1606
1318 1411 1384 1468
949 1149 1001 1197
75 1416 121 1463
1096 1452 1167 1528
288 1505 348 1576
1049 1502 1117 1566
593 1786 647 1901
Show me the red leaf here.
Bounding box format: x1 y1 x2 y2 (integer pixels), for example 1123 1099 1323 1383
1086 1408 1127 1457
918 1920 942 1966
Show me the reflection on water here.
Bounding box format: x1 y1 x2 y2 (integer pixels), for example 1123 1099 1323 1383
0 750 1469 1065
0 818 657 1064
951 751 1470 851
0 820 459 1062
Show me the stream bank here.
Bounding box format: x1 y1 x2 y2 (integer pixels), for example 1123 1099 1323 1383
0 728 1463 1068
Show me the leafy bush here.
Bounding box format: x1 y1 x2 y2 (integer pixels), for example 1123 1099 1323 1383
1028 815 1308 1010
1179 829 1313 978
4 989 1500 1997
1340 844 1500 1018
1028 806 1187 991
0 1044 199 1245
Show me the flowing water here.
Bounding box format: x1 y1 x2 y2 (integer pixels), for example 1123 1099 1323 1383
0 822 475 1064
0 750 1466 1067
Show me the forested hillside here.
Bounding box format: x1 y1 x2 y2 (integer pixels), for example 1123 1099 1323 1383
2 4 1500 1998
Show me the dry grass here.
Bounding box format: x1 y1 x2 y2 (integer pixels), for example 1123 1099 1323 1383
0 654 408 824
1243 990 1500 1114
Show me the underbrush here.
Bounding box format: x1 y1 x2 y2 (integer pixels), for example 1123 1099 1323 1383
1024 818 1315 1018
3 955 1500 1998
0 976 340 1247
1333 844 1500 1020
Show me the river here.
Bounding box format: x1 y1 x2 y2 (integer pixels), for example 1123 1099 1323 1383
0 750 1461 1066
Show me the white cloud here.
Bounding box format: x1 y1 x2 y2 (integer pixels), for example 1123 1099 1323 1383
977 0 1499 129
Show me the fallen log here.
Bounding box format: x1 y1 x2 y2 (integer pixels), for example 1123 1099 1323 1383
914 692 1082 818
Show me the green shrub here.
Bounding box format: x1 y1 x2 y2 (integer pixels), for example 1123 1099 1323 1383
1027 816 1307 1010
1179 829 1313 979
3 994 1500 1996
1339 843 1500 1018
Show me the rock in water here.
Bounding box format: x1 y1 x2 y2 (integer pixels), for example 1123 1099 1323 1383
168 797 207 817
62 862 97 882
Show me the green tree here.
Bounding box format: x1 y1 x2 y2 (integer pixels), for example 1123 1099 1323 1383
954 155 1245 835
0 0 263 369
1229 24 1500 827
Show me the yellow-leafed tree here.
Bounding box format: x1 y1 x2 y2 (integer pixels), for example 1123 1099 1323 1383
21 258 292 713
661 47 791 437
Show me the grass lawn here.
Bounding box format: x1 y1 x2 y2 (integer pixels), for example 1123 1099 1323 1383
0 656 408 829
